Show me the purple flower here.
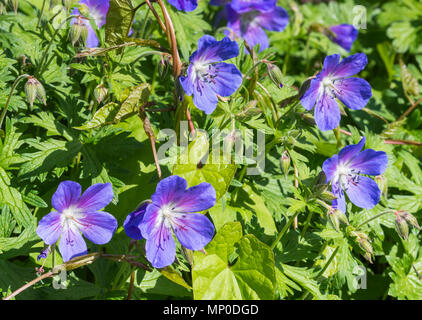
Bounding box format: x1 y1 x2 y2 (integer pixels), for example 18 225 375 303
328 24 358 51
125 175 216 269
180 35 242 114
71 0 110 48
210 0 230 6
225 2 289 52
36 181 117 262
37 247 50 261
167 0 197 11
301 53 372 131
322 137 388 213
123 201 150 240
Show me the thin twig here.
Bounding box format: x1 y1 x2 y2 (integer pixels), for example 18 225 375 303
398 97 422 122
3 271 54 300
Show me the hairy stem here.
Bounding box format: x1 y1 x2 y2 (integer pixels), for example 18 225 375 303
0 74 29 130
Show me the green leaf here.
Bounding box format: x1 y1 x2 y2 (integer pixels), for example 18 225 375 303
173 132 236 201
105 0 135 47
192 222 276 300
115 83 151 121
0 167 34 228
75 103 120 130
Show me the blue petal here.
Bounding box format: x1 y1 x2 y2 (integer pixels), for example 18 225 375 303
301 77 321 111
123 202 150 240
58 225 87 262
320 54 341 78
192 78 219 114
140 205 176 268
332 53 368 78
349 149 388 176
76 211 117 245
52 181 81 212
332 182 346 213
344 175 381 210
37 211 63 245
151 176 188 208
329 24 358 51
334 77 372 110
255 6 289 32
209 62 242 97
173 182 217 213
195 35 240 63
322 154 339 183
314 93 341 131
338 137 366 164
77 183 114 212
167 0 197 11
172 213 214 250
230 0 276 13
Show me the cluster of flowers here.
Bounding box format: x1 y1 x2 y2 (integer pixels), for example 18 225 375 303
36 1 392 269
37 176 216 268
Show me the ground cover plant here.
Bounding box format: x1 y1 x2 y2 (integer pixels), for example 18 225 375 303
0 0 422 300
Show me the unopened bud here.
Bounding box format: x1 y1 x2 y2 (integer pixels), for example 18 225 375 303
158 56 170 79
280 150 290 178
327 208 348 231
319 190 337 202
10 0 18 14
0 3 4 15
375 175 388 199
401 212 421 230
267 63 284 89
395 213 409 240
78 3 89 17
328 210 340 231
25 76 46 107
357 238 373 256
363 252 373 264
223 130 238 155
70 16 88 46
94 84 107 104
63 0 73 13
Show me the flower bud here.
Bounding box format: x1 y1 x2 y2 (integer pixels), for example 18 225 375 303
78 3 90 17
375 175 388 199
158 56 170 79
280 150 290 178
398 211 420 230
0 2 4 15
25 76 46 107
63 0 73 13
267 63 284 89
94 83 107 104
357 238 373 256
319 190 337 202
176 76 185 102
10 0 18 14
328 210 340 231
70 16 88 46
327 208 348 231
395 213 409 240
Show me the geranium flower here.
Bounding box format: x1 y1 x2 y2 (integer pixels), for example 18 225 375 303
125 175 216 269
123 201 150 240
328 24 358 51
225 1 289 52
180 35 242 114
36 181 117 262
322 137 388 213
167 0 197 11
71 0 110 48
301 53 372 131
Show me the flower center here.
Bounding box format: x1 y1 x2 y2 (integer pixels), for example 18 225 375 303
192 61 219 87
61 206 82 227
335 163 361 190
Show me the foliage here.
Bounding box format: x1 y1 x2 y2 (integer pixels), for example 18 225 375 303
0 0 421 301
